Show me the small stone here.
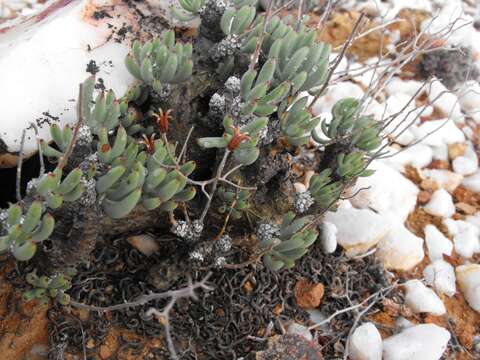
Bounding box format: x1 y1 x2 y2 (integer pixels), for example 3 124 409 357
453 156 478 176
424 224 453 261
376 223 424 271
453 220 480 258
417 190 431 205
287 323 313 341
455 202 476 215
255 334 323 360
86 338 96 349
421 169 463 192
424 189 455 218
462 170 480 192
100 344 114 359
383 324 450 360
294 279 324 309
325 207 391 257
350 161 418 223
320 221 337 253
127 234 159 257
348 322 383 360
420 179 438 191
456 264 480 313
448 142 466 160
404 280 446 316
424 259 456 297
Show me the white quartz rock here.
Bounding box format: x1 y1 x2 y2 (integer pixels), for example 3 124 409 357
383 324 450 360
421 169 463 193
424 260 456 297
0 0 185 166
320 222 337 254
442 218 480 257
383 144 432 171
287 323 312 341
457 81 480 123
348 322 383 360
466 212 480 230
453 220 480 258
463 170 480 192
404 280 446 316
453 156 478 176
424 224 453 261
350 161 418 223
324 207 391 257
424 189 456 218
456 264 480 312
426 79 463 123
0 0 144 161
431 144 449 161
385 78 425 98
411 118 465 147
376 223 424 271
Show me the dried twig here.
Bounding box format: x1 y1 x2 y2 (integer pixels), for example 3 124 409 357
58 83 85 170
308 282 399 331
70 273 213 360
15 129 27 203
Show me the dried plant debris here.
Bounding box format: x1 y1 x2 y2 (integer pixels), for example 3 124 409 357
44 235 392 359
420 47 479 89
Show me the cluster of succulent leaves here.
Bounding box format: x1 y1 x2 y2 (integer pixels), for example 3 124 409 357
125 30 193 93
23 270 72 305
260 212 318 271
0 167 84 262
307 98 381 209
1 0 385 291
217 186 250 219
197 116 267 165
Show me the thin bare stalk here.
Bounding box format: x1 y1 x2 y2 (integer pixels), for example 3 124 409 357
15 129 27 203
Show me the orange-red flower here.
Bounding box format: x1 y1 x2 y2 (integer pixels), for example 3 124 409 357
155 109 172 134
227 126 251 151
139 133 157 154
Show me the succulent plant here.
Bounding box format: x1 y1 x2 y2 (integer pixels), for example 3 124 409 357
1 0 386 308
217 186 250 219
198 116 267 165
0 202 54 261
260 212 318 271
125 31 193 93
23 270 72 305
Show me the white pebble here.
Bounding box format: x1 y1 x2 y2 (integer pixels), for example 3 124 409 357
424 224 453 261
348 322 383 360
325 207 391 257
424 260 456 297
453 220 480 258
424 189 456 218
456 264 480 313
453 156 478 175
320 222 337 254
411 119 465 146
462 170 480 192
426 80 464 123
287 323 312 341
421 169 463 193
404 280 446 316
383 324 450 360
350 161 418 223
376 223 424 271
